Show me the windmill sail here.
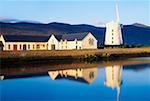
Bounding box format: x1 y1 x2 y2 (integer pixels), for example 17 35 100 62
116 0 120 23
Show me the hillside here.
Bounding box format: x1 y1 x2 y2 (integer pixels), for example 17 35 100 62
0 22 150 46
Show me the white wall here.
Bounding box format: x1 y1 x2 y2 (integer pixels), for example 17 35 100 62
5 42 47 51
82 32 97 49
47 35 59 50
105 21 123 46
0 35 5 50
2 32 98 51
66 40 82 50
48 33 97 50
59 40 68 50
58 39 83 50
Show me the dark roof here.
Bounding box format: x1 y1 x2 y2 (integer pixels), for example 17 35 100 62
3 35 50 42
3 32 90 42
54 32 89 41
54 34 63 41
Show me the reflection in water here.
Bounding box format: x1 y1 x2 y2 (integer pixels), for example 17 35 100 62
48 67 98 84
0 75 4 80
1 60 150 101
104 65 123 101
48 65 123 101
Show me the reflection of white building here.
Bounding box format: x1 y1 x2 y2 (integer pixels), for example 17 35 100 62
104 1 123 47
104 65 123 101
48 67 98 84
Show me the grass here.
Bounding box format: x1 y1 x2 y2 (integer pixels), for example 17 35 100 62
1 47 150 62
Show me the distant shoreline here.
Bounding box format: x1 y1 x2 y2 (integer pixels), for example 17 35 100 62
1 48 150 64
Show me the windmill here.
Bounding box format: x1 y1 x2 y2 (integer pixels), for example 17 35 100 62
104 0 123 47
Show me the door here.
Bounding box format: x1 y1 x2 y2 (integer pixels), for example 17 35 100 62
51 44 55 50
13 45 17 51
23 44 26 50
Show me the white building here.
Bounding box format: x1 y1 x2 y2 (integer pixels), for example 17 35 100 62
104 65 123 101
104 1 123 47
48 32 97 50
0 32 97 51
48 67 98 84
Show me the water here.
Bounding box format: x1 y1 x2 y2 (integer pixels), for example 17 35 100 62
0 58 150 101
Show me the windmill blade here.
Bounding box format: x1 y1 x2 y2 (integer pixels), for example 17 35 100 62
116 0 120 23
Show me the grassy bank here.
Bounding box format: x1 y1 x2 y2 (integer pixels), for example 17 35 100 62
1 48 150 63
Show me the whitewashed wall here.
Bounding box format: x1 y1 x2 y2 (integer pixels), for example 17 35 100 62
82 32 97 49
47 35 59 50
0 35 5 50
5 42 47 51
2 32 98 51
105 21 123 46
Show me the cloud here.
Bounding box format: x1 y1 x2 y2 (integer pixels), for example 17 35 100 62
0 17 41 23
0 17 19 23
92 20 106 27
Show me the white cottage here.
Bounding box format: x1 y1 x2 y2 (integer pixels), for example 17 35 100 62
0 32 97 51
48 32 97 50
0 34 49 51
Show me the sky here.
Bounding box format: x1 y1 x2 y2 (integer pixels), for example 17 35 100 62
0 0 149 26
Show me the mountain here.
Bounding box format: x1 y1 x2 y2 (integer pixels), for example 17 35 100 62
0 22 150 46
123 24 150 45
132 23 150 28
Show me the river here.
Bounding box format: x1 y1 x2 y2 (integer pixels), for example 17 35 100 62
0 57 150 101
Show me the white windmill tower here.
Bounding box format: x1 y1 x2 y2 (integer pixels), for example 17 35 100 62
104 0 123 47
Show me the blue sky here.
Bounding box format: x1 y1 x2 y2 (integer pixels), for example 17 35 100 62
0 0 149 26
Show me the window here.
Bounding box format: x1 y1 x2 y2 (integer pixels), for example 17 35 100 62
28 45 30 49
33 45 34 49
76 41 78 44
89 72 94 79
112 37 114 40
112 29 114 32
89 38 94 45
43 44 45 47
112 41 114 44
8 44 10 49
76 46 77 49
37 44 40 49
47 44 48 49
20 45 21 50
112 33 114 36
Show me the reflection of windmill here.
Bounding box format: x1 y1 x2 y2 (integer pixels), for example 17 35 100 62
104 65 123 101
48 67 98 84
104 0 123 47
